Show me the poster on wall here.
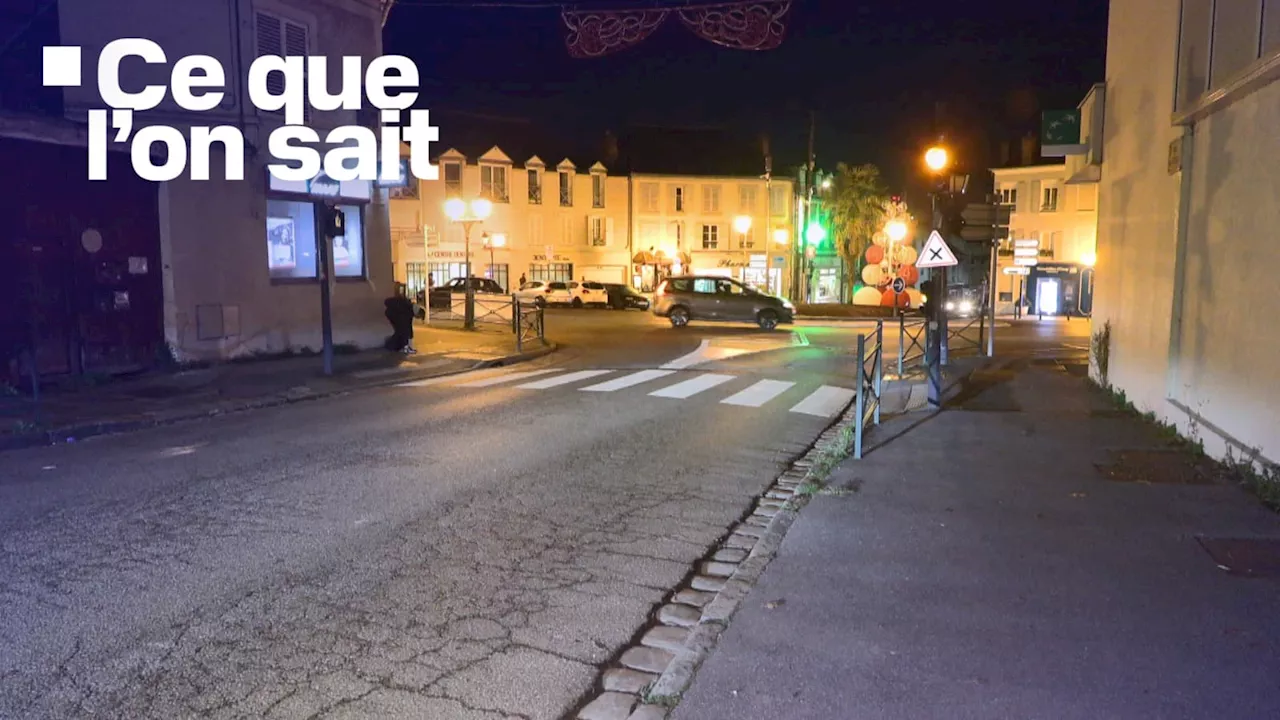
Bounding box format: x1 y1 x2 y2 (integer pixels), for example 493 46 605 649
267 217 297 270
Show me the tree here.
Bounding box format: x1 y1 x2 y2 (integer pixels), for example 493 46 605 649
827 163 889 297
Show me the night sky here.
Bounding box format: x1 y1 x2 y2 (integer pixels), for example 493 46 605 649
385 0 1110 192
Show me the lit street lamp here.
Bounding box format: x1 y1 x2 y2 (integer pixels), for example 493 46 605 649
443 197 493 329
483 232 507 288
733 215 753 283
925 146 949 174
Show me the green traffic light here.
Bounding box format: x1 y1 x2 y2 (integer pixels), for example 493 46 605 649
804 223 827 245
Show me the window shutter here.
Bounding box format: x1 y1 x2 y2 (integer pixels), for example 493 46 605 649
255 13 284 95
562 215 573 246
605 218 614 246
529 215 542 245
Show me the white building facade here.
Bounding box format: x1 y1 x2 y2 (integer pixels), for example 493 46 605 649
1093 0 1280 466
56 0 393 361
389 150 797 297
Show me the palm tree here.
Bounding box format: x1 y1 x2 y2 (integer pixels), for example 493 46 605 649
827 163 889 300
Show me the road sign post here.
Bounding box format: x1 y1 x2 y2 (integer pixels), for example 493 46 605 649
917 229 958 408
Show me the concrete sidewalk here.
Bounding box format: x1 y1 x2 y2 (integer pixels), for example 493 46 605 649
672 361 1280 719
0 323 554 451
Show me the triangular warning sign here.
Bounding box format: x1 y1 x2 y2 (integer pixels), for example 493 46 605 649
916 230 958 269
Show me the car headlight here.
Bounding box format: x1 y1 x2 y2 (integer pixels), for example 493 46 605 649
782 300 794 310
945 301 955 311
959 301 973 313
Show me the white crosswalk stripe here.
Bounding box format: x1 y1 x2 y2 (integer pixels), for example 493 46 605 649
721 379 796 408
580 369 675 392
648 373 736 399
457 368 561 388
789 385 857 417
402 366 858 418
516 369 613 389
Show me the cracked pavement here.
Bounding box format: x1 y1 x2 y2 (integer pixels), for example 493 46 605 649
1 314 844 719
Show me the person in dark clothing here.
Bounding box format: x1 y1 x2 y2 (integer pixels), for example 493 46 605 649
384 295 417 353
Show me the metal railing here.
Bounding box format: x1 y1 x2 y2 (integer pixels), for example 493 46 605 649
946 312 988 355
513 297 547 352
897 315 927 375
427 295 514 325
853 320 884 459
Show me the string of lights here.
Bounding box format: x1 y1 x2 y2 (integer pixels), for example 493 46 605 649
385 0 795 56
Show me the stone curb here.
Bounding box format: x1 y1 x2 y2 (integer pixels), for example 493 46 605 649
570 392 866 720
0 342 558 453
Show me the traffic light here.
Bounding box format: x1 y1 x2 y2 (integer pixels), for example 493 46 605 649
804 222 827 246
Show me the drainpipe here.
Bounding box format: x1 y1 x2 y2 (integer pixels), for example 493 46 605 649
627 174 635 287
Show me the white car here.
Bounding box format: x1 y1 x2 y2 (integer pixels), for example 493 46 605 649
514 281 608 307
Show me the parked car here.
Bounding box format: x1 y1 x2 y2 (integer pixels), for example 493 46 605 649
603 283 650 310
513 280 609 307
429 277 505 309
651 275 795 330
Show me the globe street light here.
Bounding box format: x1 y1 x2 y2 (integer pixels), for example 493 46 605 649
885 219 908 244
443 197 493 329
925 146 949 173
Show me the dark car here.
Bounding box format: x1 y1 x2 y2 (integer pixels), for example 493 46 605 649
429 277 505 309
651 275 795 330
602 283 650 310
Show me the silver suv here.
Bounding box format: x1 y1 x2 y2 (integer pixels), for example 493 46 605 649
651 276 795 330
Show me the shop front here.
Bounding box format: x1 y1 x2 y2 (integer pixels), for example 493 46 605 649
804 252 845 304
688 252 787 295
1026 262 1093 317
266 172 372 283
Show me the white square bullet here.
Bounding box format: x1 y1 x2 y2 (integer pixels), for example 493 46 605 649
42 46 82 87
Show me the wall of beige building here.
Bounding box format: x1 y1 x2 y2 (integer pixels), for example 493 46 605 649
390 152 798 296
991 164 1098 314
1093 0 1280 465
57 0 394 361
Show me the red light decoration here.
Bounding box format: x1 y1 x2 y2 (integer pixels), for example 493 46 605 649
563 1 792 58
563 9 670 59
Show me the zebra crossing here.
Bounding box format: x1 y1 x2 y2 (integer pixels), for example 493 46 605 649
399 366 857 418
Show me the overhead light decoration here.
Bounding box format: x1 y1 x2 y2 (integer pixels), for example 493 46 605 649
563 1 793 58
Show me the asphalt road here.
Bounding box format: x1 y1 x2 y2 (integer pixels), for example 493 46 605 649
0 309 1083 719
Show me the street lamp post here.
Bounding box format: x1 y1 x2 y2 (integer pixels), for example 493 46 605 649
733 215 752 285
443 197 493 330
484 232 507 289
923 143 950 407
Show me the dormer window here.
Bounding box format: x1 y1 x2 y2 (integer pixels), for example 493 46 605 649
443 162 462 197
559 171 573 207
480 164 508 202
528 168 542 204
592 173 605 208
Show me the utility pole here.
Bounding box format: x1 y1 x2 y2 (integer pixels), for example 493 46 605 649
794 111 815 303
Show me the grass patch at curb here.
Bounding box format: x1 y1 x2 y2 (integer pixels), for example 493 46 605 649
641 691 682 709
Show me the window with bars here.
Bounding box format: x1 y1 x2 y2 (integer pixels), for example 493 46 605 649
443 162 462 196
254 11 310 121
428 262 468 287
481 164 508 202
559 171 573 206
486 264 510 292
528 263 574 283
528 169 542 204
701 224 719 249
589 217 606 247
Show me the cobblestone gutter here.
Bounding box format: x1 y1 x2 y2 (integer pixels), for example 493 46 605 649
568 398 864 720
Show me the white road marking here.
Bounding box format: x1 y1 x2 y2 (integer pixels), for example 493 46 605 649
721 379 796 408
649 373 737 399
457 368 562 387
789 385 856 417
398 368 500 387
580 369 676 392
661 340 712 369
353 358 453 379
516 369 613 389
